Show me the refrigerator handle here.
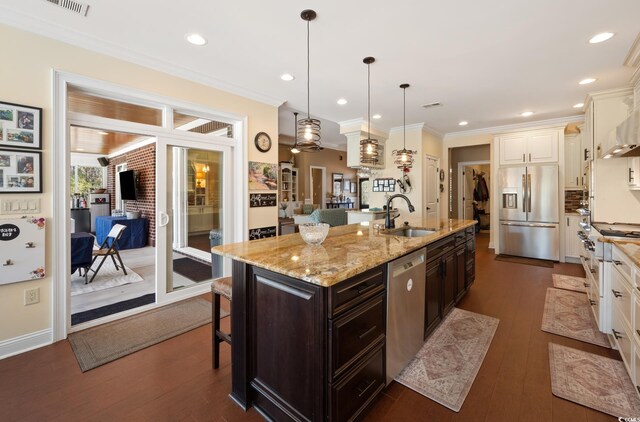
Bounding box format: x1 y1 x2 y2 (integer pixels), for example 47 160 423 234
527 173 532 213
522 174 527 212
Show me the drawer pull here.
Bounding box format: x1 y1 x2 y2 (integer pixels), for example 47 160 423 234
356 283 377 295
613 260 622 266
612 289 623 298
358 325 378 340
612 329 623 340
589 300 596 306
583 282 590 288
356 378 377 398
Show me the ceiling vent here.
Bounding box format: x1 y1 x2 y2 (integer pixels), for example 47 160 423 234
422 102 442 109
44 0 90 16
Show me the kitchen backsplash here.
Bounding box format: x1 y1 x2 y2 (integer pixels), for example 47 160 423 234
565 189 586 213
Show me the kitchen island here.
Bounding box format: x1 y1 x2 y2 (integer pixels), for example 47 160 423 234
212 218 476 421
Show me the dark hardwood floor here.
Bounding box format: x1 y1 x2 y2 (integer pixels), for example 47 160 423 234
0 233 620 421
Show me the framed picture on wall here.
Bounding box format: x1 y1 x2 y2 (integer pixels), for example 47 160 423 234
343 180 350 192
0 149 42 193
350 183 356 194
0 101 42 150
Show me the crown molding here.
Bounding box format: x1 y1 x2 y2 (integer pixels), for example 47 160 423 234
444 115 584 140
0 8 285 107
388 122 443 138
624 32 640 68
630 66 640 87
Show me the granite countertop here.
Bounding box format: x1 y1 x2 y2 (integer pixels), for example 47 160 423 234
212 218 476 287
611 240 640 268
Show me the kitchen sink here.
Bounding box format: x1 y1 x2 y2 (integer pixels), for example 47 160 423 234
382 227 436 237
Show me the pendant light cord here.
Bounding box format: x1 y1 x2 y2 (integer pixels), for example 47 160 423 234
367 62 371 139
403 86 406 149
307 19 310 119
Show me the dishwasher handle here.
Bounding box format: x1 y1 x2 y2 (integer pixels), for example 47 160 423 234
391 253 425 278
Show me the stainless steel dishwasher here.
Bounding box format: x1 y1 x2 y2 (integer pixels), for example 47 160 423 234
386 247 426 384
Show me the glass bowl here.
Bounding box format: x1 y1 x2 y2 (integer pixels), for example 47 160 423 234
298 223 330 246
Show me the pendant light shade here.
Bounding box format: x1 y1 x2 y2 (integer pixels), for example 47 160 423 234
290 112 300 154
392 83 417 170
360 57 379 165
296 9 322 152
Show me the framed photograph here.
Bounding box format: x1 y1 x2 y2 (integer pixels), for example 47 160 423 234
0 149 42 193
343 180 351 192
350 183 356 194
248 161 278 191
0 101 42 150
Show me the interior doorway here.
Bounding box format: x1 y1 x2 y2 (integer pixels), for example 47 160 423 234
458 161 491 233
424 155 440 227
359 178 370 209
309 166 326 208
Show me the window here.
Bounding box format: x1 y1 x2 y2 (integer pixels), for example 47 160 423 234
69 165 105 194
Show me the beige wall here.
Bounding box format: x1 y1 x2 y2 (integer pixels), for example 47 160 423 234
449 144 491 218
0 24 278 345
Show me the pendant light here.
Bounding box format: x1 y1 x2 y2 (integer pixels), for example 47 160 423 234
295 9 322 152
290 112 300 154
392 83 417 170
360 57 379 165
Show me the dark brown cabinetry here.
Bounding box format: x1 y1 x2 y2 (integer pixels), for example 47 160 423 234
424 229 476 338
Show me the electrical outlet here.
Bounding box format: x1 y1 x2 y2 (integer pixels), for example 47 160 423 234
24 288 40 306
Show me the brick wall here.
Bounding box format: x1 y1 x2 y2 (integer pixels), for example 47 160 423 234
107 144 156 246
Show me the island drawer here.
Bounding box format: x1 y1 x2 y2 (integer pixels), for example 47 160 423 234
329 266 385 318
426 235 455 262
330 344 385 422
329 293 385 380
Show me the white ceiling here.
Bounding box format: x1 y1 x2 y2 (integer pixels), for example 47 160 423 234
2 0 639 135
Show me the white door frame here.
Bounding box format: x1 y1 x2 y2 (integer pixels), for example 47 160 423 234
52 70 247 340
423 154 440 223
309 166 326 208
457 160 490 220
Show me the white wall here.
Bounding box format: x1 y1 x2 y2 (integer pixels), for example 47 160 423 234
0 23 278 351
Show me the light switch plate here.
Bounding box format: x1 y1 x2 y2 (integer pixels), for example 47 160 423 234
0 198 40 215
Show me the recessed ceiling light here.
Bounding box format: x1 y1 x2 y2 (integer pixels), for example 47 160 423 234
459 121 468 126
520 111 534 117
337 98 348 105
185 33 207 46
589 32 614 44
280 73 295 81
372 114 381 119
98 131 109 135
573 103 584 108
579 78 597 85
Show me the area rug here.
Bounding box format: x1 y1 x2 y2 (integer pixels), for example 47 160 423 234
552 274 587 293
495 254 554 268
68 297 228 372
71 259 143 296
71 293 156 326
173 257 212 282
541 288 609 348
394 308 499 412
549 343 640 417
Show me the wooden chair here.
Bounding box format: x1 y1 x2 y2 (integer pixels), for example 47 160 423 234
88 224 127 284
212 276 232 369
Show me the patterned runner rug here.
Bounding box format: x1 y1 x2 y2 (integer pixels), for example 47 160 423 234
552 274 587 293
394 308 499 412
549 343 640 417
541 288 609 348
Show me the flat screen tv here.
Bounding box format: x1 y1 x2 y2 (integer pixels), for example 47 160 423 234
119 170 138 201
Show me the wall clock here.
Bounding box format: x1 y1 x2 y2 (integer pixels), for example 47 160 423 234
254 132 272 152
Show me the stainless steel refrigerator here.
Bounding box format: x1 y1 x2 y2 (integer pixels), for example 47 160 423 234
498 165 559 261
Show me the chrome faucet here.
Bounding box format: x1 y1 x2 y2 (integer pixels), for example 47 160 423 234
385 194 415 229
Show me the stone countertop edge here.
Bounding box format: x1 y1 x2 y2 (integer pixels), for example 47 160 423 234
212 219 477 287
611 239 640 269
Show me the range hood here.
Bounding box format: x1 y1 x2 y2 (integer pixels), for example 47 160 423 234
602 110 640 158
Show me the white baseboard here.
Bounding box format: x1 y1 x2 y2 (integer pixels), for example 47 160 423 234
488 242 494 249
0 329 53 360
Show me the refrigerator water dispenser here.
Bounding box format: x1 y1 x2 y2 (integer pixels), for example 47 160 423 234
502 193 518 209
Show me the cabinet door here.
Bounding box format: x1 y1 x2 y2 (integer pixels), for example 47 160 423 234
629 158 640 190
594 95 632 157
499 135 527 165
564 135 581 188
455 246 466 302
583 105 594 165
442 253 456 315
564 215 581 258
528 131 559 163
425 259 442 338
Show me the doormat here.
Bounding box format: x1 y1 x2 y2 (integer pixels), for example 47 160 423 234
394 308 499 412
68 297 227 372
71 293 156 326
495 254 554 268
549 343 640 418
173 257 212 282
552 274 587 293
541 288 609 348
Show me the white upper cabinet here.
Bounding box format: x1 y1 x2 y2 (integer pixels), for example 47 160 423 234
565 133 582 189
498 129 559 166
584 89 634 158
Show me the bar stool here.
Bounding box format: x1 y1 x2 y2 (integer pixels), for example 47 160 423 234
212 276 232 369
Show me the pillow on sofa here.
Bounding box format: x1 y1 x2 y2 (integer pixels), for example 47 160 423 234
302 204 314 214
